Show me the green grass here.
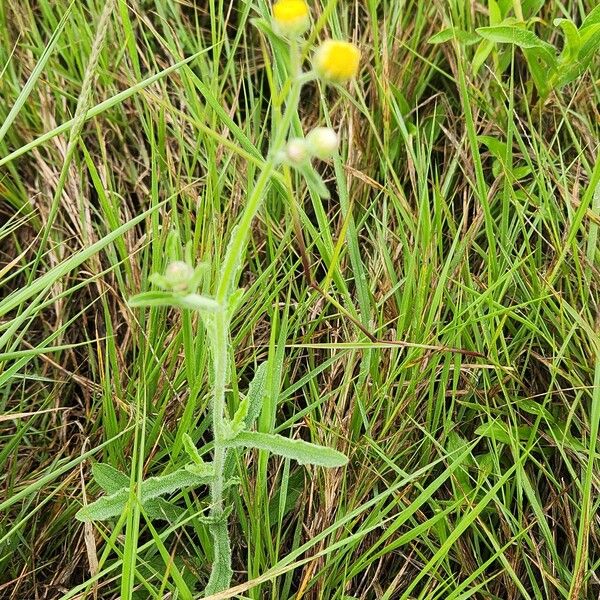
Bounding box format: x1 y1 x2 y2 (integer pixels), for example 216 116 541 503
1 0 599 598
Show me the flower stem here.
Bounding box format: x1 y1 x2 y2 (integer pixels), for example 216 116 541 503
207 41 305 593
205 308 233 594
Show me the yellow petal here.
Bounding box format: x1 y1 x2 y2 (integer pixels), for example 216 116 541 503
313 40 361 83
272 0 310 37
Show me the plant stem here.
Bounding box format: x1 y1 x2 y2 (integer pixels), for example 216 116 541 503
216 43 304 304
207 41 304 592
206 307 233 593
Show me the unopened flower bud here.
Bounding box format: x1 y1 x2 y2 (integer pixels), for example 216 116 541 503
285 138 310 165
164 261 194 292
306 127 339 159
272 0 310 38
313 40 361 83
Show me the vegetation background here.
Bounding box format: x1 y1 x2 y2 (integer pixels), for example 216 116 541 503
0 0 599 598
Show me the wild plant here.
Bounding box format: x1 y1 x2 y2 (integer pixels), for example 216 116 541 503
428 3 600 100
76 1 360 595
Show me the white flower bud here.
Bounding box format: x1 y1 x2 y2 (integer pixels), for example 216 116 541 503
285 138 310 165
306 127 339 159
164 260 194 292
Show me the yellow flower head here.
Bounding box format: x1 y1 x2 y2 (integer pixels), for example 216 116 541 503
272 0 310 37
313 40 361 83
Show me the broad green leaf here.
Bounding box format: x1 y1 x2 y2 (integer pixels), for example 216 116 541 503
92 463 129 494
230 397 249 435
579 24 600 64
523 48 554 96
446 431 474 496
478 135 507 159
299 164 330 199
227 431 348 467
475 422 532 445
427 28 480 45
476 26 553 50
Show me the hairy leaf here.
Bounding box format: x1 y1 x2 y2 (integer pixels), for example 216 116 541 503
205 519 233 595
227 431 348 467
428 28 480 45
476 26 553 50
244 362 268 428
92 463 129 494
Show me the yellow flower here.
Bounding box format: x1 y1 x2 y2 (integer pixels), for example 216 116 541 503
272 0 310 37
313 40 361 83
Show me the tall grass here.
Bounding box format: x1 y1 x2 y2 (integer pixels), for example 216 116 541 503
0 1 599 598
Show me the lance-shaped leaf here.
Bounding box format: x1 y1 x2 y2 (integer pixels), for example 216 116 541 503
143 498 186 522
428 28 480 45
92 463 129 494
476 25 555 52
205 519 233 595
128 291 220 313
76 465 214 521
226 431 348 468
244 362 268 428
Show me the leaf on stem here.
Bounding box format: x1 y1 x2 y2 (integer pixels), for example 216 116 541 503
76 466 214 521
128 291 221 313
226 431 348 467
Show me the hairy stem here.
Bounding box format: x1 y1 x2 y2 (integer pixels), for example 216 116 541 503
206 308 233 593
206 42 304 593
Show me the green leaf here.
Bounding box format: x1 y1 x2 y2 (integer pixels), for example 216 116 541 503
205 519 233 595
427 28 480 45
92 463 129 494
446 430 475 496
141 467 212 498
244 362 268 428
553 18 581 62
230 397 249 435
478 135 507 160
579 24 600 64
299 164 330 199
475 421 532 445
472 39 495 75
523 48 555 96
76 466 213 521
476 25 553 50
76 488 129 521
582 5 600 28
183 434 205 466
128 291 220 312
521 0 545 18
227 431 348 467
143 498 186 522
